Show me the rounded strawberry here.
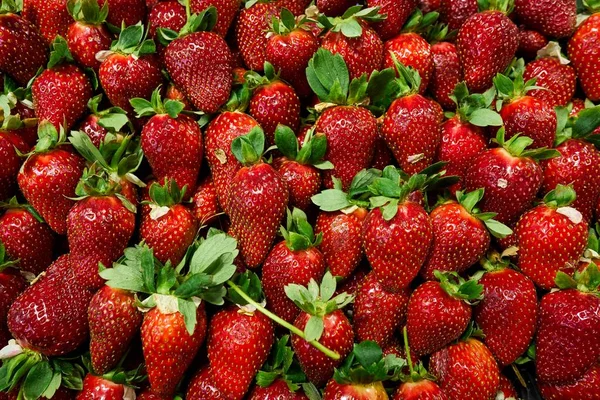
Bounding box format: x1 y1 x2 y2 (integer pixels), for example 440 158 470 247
514 0 575 38
367 0 416 40
186 367 226 400
191 175 221 225
235 0 281 71
148 1 186 47
99 0 147 27
317 0 355 16
0 247 27 346
77 95 131 148
517 26 548 59
568 6 600 102
66 0 113 70
23 0 71 44
539 363 600 399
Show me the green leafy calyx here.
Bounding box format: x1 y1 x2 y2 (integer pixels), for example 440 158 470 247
67 0 109 25
109 22 156 57
333 341 406 385
281 208 322 251
231 126 266 166
434 270 484 304
274 125 332 169
448 82 502 127
256 336 307 392
311 168 381 212
130 87 185 119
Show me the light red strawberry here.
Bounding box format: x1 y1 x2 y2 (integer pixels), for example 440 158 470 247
568 9 600 101
430 41 462 110
514 0 576 38
235 0 280 71
66 0 113 70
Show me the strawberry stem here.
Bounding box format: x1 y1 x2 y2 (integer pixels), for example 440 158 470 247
402 326 416 378
226 280 341 360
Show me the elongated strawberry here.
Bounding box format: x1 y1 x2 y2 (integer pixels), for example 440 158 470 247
568 6 600 101
368 0 416 40
515 185 588 290
186 367 226 400
473 255 538 366
539 363 600 399
430 40 462 110
514 0 575 38
99 0 146 27
235 0 280 71
99 23 163 115
66 0 113 70
191 175 221 225
24 0 72 43
0 247 26 345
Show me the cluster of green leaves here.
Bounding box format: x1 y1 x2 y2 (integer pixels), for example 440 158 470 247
0 0 22 13
146 179 186 208
47 36 75 69
434 270 484 303
280 208 322 252
157 6 218 46
0 75 32 131
447 82 503 127
494 62 543 106
555 102 600 148
227 271 265 306
110 22 155 57
31 122 67 154
333 341 406 385
317 6 385 38
542 183 577 208
269 7 308 35
231 126 266 165
131 87 185 119
312 168 381 212
455 189 512 238
274 125 332 169
494 128 560 161
256 336 307 391
67 0 108 25
556 262 600 295
402 9 440 34
86 95 130 133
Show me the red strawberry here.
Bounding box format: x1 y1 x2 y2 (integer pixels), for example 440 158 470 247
0 3 48 86
140 180 199 266
439 0 477 30
288 272 354 387
24 0 71 43
250 379 308 399
275 0 310 15
317 0 355 16
536 264 600 384
18 123 85 234
456 4 518 93
262 208 326 324
429 338 500 400
162 7 233 114
147 1 186 52
568 11 600 101
367 0 417 40
515 185 588 289
191 0 240 36
353 272 410 347
99 0 147 27
228 127 289 267
186 367 226 400
497 374 518 399
235 0 280 71
319 7 385 81
539 363 600 400
0 252 27 345
98 23 163 115
514 0 576 38
430 41 462 110
88 286 142 374
517 27 548 60
0 130 28 201
76 372 140 400
77 95 131 148
0 201 55 275
66 0 113 70
191 175 221 225
523 45 576 107
473 258 538 366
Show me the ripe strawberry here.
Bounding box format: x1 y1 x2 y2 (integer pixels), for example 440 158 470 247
497 374 518 399
288 272 354 387
191 175 221 225
133 89 203 196
0 250 27 345
539 363 600 399
235 0 280 71
88 286 142 374
0 2 48 86
536 264 600 384
381 62 442 175
514 0 575 38
456 3 518 93
228 127 288 267
517 26 548 59
319 7 385 81
262 208 326 323
464 128 558 226
66 0 113 70
421 189 512 279
266 9 319 98
514 185 588 289
367 0 416 40
439 0 477 30
568 11 600 101
77 371 142 400
473 257 538 366
191 0 240 36
8 254 94 356
18 123 85 234
140 180 199 265
147 0 186 54
430 41 462 110
161 7 233 114
429 338 500 400
275 0 309 15
354 272 410 347
32 37 92 131
99 0 147 27
186 367 226 400
0 130 28 201
0 200 55 275
98 23 163 115
317 0 354 16
77 95 131 148
24 0 71 43
250 379 308 399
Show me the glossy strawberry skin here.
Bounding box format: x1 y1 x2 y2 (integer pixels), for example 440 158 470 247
76 374 125 400
0 131 28 201
317 0 355 16
514 0 576 38
18 148 85 235
191 0 240 36
517 27 548 60
0 13 48 86
148 1 186 54
457 11 518 93
23 0 71 43
324 380 388 400
393 380 448 400
262 241 326 324
89 286 143 375
208 307 274 400
275 159 321 210
99 0 147 27
539 364 600 399
515 203 588 289
430 42 462 110
292 310 354 387
536 289 600 384
474 269 538 366
249 81 300 145
384 33 433 94
67 22 113 70
367 0 416 40
142 305 207 397
249 378 308 399
439 0 478 30
568 14 600 101
235 2 280 71
500 96 557 149
382 94 442 176
0 269 27 346
353 273 410 347
429 339 500 400
192 175 221 225
363 202 433 293
79 115 110 148
316 106 378 190
497 374 518 399
186 367 226 400
524 57 576 107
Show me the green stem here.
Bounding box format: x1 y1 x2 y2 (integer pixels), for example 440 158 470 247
110 135 130 170
226 280 341 361
184 0 191 20
402 326 415 377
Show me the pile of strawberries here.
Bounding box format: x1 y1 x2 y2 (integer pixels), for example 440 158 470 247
0 0 599 398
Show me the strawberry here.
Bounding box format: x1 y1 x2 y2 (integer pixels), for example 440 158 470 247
77 95 131 148
275 0 309 15
439 0 477 30
539 363 600 399
24 0 72 43
0 130 28 201
456 0 518 93
18 123 85 234
148 1 186 46
381 61 442 176
420 189 512 280
367 0 416 40
186 367 226 400
266 9 319 98
517 27 548 60
308 49 380 189
464 128 558 226
246 64 301 145
429 338 500 400
514 0 575 38
497 374 518 399
228 127 288 267
353 272 410 347
99 0 147 27
568 8 600 101
250 379 308 399
191 0 240 36
493 68 558 149
319 7 385 81
274 125 333 210
317 0 355 16
32 37 92 131
0 248 26 345
191 175 221 225
0 199 55 275
160 6 233 114
66 0 113 70
473 255 538 366
536 264 600 384
287 272 354 387
140 180 199 265
88 286 142 375
430 41 462 110
98 23 163 115
262 208 326 324
235 0 280 71
132 89 203 196
515 185 588 289
0 1 48 86
77 370 143 400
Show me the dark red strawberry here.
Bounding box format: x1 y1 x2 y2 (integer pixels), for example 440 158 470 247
235 0 280 71
99 0 147 27
439 0 477 30
186 367 226 400
66 0 113 70
517 26 548 60
368 0 417 40
430 41 462 110
191 0 240 36
77 94 131 148
514 0 576 38
0 249 27 346
539 363 600 399
317 0 355 16
0 130 28 201
76 370 144 400
568 10 600 101
148 1 186 47
191 175 221 225
24 0 71 43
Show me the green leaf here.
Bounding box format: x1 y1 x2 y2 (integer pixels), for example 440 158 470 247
156 264 177 294
339 19 362 37
573 106 600 138
23 362 52 400
311 189 350 211
164 100 184 119
304 315 324 342
98 112 129 133
555 271 577 289
468 108 503 127
177 298 197 335
353 341 382 369
381 199 399 221
189 233 238 275
274 124 298 160
484 219 513 239
319 272 336 302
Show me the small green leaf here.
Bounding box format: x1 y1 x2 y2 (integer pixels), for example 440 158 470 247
353 341 382 369
311 189 350 211
23 362 52 400
177 298 198 335
274 124 298 160
468 108 503 127
319 272 336 302
304 315 324 342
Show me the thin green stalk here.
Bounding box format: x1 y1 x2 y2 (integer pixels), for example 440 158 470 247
403 326 416 377
226 280 341 360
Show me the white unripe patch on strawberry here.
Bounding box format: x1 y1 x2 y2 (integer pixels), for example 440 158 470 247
149 204 170 220
215 149 227 164
556 206 583 224
408 153 425 163
95 50 113 62
123 385 136 400
237 300 267 315
497 178 508 188
537 42 571 65
501 246 519 257
341 205 358 215
0 340 23 359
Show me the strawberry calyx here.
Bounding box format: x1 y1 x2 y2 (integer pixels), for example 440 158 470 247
157 4 217 46
583 223 600 261
316 6 385 38
311 168 381 212
434 271 484 304
0 0 21 14
401 9 440 34
333 340 406 385
477 0 514 15
274 124 333 169
244 0 275 9
456 189 513 238
0 196 45 223
131 87 185 119
479 251 512 273
0 76 35 131
400 327 436 384
555 104 600 148
0 242 19 271
25 121 69 155
67 0 109 26
71 165 137 212
84 358 146 388
221 84 251 113
446 82 503 128
47 36 76 69
256 335 308 392
386 58 422 99
493 61 543 105
583 0 600 14
542 184 577 209
422 21 456 44
280 208 323 252
104 22 156 59
493 127 560 160
269 7 309 36
86 94 131 133
244 62 283 90
144 179 186 220
536 41 571 65
458 321 485 341
231 126 268 166
555 262 600 296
